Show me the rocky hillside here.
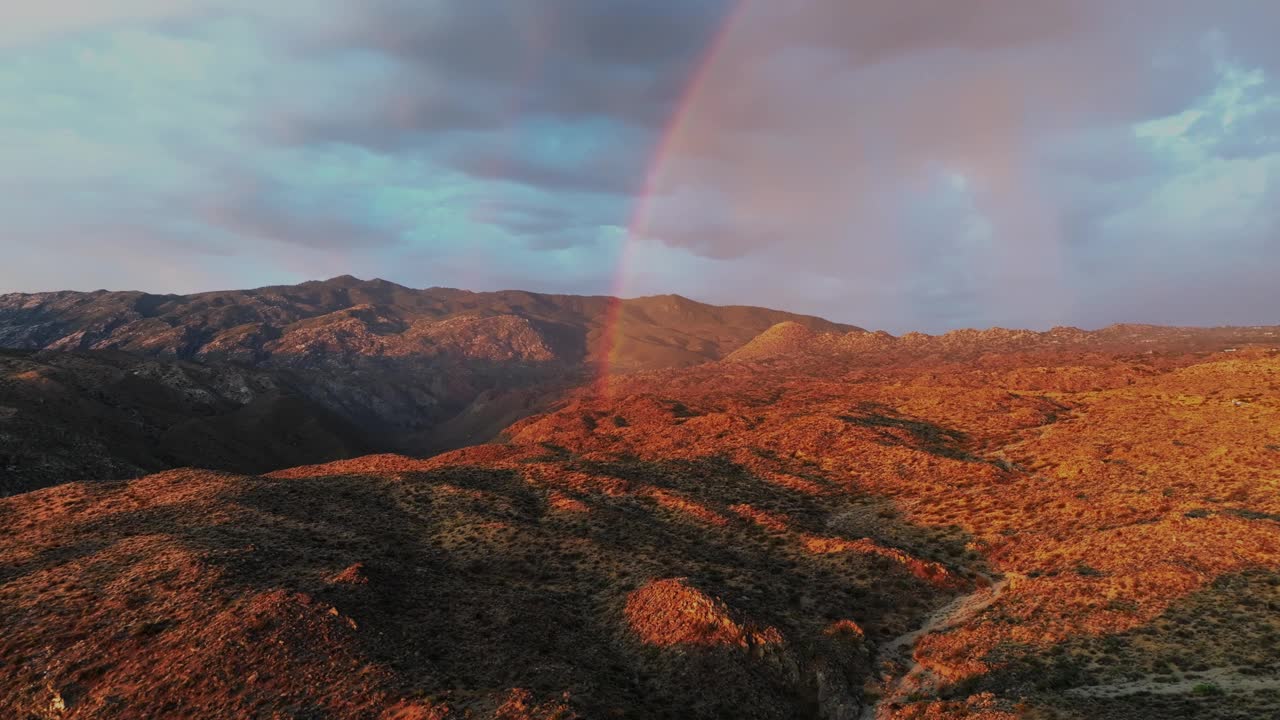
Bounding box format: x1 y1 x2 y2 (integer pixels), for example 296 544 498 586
0 276 854 370
0 349 372 495
2 341 1278 718
727 321 1280 363
0 278 854 492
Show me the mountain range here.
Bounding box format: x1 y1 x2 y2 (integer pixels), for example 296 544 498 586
1 278 1278 719
0 276 851 494
4 276 1275 496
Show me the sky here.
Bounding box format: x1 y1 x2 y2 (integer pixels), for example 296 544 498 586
1 1 1278 332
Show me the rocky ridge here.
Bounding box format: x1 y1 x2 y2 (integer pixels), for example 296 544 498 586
727 321 1280 363
0 278 853 492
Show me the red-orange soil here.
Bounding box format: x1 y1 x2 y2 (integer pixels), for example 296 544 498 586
3 333 1279 718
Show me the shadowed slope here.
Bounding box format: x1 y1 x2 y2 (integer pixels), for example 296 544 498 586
0 444 977 718
0 349 371 495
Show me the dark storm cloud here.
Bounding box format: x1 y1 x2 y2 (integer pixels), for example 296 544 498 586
342 0 728 71
282 0 733 144
247 0 733 252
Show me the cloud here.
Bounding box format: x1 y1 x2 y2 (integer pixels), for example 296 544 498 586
441 121 649 196
198 172 408 250
614 0 1280 330
0 0 218 47
0 0 1276 332
471 197 621 251
275 1 732 145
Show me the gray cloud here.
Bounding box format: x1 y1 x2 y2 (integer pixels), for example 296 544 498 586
603 0 1280 330
472 199 613 251
197 172 407 250
443 138 648 196
278 1 732 143
2 0 1278 332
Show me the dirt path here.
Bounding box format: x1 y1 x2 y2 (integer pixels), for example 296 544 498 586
860 574 1012 720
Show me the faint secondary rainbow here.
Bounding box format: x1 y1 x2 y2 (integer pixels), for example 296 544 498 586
592 1 747 395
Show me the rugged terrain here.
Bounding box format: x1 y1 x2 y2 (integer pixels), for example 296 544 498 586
0 277 856 373
2 310 1278 718
0 277 853 493
0 349 373 495
4 277 1276 497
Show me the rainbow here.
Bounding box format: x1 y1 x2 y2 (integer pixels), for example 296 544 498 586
592 1 747 395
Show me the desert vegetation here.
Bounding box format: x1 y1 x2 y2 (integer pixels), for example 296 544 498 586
1 322 1278 718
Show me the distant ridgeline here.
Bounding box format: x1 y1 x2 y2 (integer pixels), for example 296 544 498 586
0 276 850 493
